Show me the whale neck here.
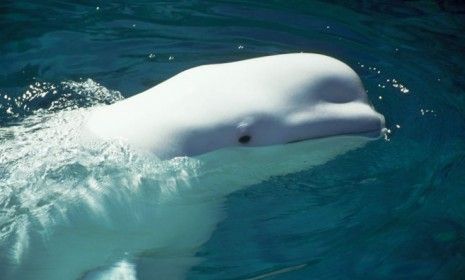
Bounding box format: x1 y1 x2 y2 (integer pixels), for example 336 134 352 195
189 135 371 199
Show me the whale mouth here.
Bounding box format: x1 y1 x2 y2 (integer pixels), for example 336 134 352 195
285 108 386 145
286 127 385 144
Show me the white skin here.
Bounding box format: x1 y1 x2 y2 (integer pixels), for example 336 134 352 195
4 54 385 280
85 53 385 159
77 54 385 279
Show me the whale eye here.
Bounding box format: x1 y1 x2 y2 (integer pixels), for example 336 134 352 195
238 135 251 144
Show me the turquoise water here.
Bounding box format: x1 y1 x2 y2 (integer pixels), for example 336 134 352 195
1 1 465 279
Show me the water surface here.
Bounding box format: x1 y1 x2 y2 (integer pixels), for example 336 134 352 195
1 1 465 279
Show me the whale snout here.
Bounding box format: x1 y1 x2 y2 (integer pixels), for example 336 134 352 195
358 110 386 139
286 101 386 143
376 112 386 137
340 104 386 139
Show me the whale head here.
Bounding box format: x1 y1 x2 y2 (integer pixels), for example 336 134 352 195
85 53 385 160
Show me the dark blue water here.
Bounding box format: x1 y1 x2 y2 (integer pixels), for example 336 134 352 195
1 1 465 279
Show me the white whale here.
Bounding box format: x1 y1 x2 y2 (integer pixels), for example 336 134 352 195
2 53 385 280
85 53 384 159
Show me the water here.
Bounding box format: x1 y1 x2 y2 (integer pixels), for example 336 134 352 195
1 1 465 279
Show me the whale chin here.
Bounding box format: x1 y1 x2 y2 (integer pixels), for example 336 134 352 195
287 122 386 144
355 127 387 139
286 129 384 144
195 133 378 197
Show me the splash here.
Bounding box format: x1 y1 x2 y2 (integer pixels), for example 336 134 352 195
0 80 208 279
0 79 123 125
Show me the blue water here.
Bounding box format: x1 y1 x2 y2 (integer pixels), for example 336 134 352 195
1 1 465 279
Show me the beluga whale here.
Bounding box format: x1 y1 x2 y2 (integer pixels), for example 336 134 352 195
86 53 385 159
1 53 385 280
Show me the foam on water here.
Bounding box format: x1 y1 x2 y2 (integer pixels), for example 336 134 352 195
0 80 213 279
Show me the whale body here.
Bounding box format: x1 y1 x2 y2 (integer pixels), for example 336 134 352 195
1 53 385 280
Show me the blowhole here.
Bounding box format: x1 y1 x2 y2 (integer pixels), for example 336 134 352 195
238 135 251 144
